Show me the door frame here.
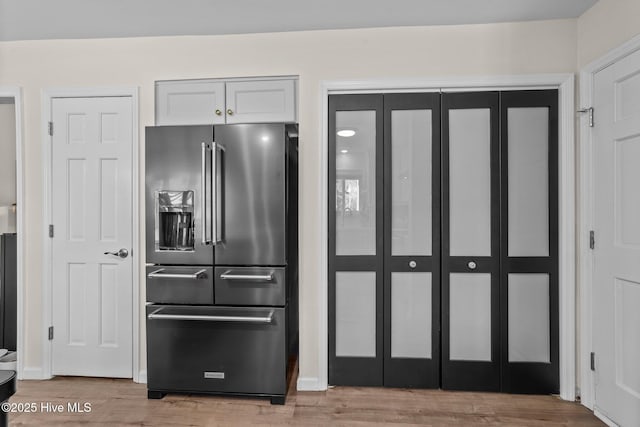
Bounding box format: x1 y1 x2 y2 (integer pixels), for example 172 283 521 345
41 87 140 382
578 33 640 412
301 74 576 401
0 86 25 380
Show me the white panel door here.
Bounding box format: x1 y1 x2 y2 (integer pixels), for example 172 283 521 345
593 48 640 427
51 96 133 378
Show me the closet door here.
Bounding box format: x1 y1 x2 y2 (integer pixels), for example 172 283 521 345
442 92 501 391
500 90 559 393
383 93 440 388
328 94 384 385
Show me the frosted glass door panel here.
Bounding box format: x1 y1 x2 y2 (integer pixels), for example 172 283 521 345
391 110 432 256
508 274 550 363
335 272 376 357
391 273 432 359
508 108 549 256
335 111 377 255
449 109 491 256
450 273 492 361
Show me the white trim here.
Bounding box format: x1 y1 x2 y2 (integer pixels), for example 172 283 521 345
20 367 45 380
316 74 576 399
558 76 576 401
130 88 141 383
138 369 147 384
296 376 325 391
0 86 25 380
41 86 140 381
594 409 620 427
578 32 640 411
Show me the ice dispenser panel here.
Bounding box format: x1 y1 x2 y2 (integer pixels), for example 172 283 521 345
156 191 194 251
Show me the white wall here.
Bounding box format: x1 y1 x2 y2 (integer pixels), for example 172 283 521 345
0 19 578 381
577 0 640 67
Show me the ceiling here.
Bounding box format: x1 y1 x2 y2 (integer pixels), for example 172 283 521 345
0 0 598 42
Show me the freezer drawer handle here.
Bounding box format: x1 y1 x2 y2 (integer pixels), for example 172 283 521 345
147 268 207 279
147 310 274 324
220 273 274 281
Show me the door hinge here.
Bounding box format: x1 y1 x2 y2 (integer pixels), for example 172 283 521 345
48 121 54 136
577 107 594 127
590 352 595 371
589 230 595 250
49 224 54 238
48 326 54 341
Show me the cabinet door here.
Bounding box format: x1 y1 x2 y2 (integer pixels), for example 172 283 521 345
225 79 296 124
156 80 225 125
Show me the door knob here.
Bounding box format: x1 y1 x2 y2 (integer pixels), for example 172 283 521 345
104 248 129 259
467 261 477 270
408 260 417 269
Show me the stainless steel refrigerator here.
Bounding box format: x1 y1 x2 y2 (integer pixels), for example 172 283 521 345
144 123 298 405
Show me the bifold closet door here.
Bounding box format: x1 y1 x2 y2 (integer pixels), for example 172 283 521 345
383 93 440 388
500 90 558 393
329 94 384 386
442 92 501 391
328 93 440 388
329 90 558 393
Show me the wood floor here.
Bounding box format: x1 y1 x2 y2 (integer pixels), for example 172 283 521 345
7 372 603 426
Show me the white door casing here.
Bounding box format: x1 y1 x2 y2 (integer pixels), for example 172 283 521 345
50 96 133 378
591 49 640 427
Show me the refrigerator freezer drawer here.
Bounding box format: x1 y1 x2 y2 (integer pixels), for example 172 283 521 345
146 266 214 304
215 266 285 306
146 305 286 396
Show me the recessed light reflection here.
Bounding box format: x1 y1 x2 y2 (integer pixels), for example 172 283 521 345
337 129 356 137
340 149 348 154
261 135 270 142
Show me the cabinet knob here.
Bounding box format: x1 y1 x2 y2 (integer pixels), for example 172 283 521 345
227 109 234 116
215 109 222 116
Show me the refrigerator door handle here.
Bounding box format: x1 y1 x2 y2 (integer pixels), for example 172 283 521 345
212 142 224 245
201 142 210 245
211 141 217 244
148 309 274 324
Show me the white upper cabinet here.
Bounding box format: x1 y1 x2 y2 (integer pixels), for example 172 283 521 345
225 79 296 124
155 77 297 125
156 80 226 125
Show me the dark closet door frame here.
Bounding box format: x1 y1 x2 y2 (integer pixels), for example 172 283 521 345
382 93 441 388
325 83 570 397
499 90 559 393
441 91 502 391
328 94 384 386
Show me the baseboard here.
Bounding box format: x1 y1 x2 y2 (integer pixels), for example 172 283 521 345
20 367 49 380
594 409 619 427
296 377 326 391
136 370 147 384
